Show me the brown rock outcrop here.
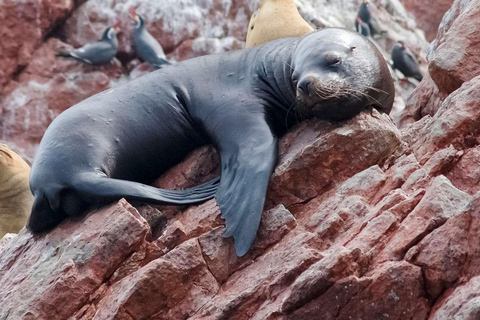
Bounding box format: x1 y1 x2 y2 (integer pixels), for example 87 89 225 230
0 0 80 92
400 0 479 127
0 199 150 319
0 38 124 157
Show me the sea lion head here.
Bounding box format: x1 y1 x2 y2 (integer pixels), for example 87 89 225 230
27 192 64 233
292 28 394 121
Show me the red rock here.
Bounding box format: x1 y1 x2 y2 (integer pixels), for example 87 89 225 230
301 165 386 243
254 204 297 250
403 75 480 164
402 0 454 41
422 145 461 176
279 246 362 313
157 144 216 175
193 230 323 319
198 204 297 284
0 0 77 92
156 199 223 253
93 239 220 319
446 146 480 195
399 0 479 126
379 153 421 193
170 36 245 61
289 261 430 320
375 175 471 263
135 205 168 238
0 199 149 319
405 204 470 299
268 109 402 208
154 145 220 218
400 74 448 128
0 38 124 158
430 275 480 320
428 0 480 94
3 0 480 316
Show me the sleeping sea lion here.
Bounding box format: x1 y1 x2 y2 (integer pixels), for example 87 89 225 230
246 0 314 48
0 144 33 237
28 28 394 256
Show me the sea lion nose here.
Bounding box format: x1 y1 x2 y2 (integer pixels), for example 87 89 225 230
298 78 311 95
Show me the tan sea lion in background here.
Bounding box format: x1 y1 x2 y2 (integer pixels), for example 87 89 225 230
0 144 33 237
246 0 314 48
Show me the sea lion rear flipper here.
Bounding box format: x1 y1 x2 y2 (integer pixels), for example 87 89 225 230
208 112 278 257
74 174 220 205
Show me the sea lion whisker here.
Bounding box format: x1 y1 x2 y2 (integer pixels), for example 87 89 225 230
285 101 297 128
347 88 382 105
284 62 294 71
364 85 389 95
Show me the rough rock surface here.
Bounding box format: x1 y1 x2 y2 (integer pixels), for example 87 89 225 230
3 0 480 319
0 0 81 93
400 0 480 127
0 38 125 157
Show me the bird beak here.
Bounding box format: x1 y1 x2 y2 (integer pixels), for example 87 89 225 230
111 20 122 33
128 7 139 22
128 13 140 23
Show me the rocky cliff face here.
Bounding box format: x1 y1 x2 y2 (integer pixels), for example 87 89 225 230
1 0 478 319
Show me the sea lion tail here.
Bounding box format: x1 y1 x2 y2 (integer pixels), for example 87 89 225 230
74 174 220 205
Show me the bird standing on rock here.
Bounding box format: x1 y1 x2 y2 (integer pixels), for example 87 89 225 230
128 7 171 69
391 41 423 82
56 20 121 65
356 0 381 37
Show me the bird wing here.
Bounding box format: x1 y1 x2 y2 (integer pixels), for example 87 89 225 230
136 30 167 61
70 41 115 64
403 50 421 74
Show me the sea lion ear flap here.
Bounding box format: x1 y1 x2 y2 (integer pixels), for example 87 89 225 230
350 46 356 51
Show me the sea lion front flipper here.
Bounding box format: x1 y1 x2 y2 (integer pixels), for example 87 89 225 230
208 112 278 256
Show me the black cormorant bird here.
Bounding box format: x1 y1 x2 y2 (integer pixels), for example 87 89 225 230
392 41 423 82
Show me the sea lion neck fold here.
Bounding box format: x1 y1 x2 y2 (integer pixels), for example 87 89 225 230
251 38 298 116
